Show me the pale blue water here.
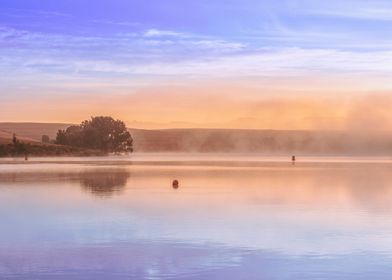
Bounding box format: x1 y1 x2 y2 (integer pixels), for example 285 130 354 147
1 155 392 279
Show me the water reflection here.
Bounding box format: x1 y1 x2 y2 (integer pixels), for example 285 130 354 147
79 169 130 197
0 167 131 197
2 161 392 279
1 163 392 211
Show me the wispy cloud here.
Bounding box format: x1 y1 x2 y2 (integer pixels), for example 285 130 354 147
90 19 140 27
0 26 249 92
1 7 71 18
143 29 188 38
2 19 392 95
2 30 392 93
297 0 392 21
190 40 245 51
310 7 392 21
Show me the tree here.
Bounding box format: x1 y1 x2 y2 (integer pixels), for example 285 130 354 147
12 133 17 145
11 134 28 156
56 116 133 153
41 135 50 143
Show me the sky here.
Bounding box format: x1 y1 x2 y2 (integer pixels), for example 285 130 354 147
1 0 392 129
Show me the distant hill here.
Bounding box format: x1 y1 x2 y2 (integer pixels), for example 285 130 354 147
1 122 392 154
0 124 104 157
0 122 71 141
130 128 392 154
0 129 42 145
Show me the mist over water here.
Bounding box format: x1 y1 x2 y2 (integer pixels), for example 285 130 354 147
126 94 392 155
3 0 392 278
131 129 392 155
3 93 392 156
2 158 392 279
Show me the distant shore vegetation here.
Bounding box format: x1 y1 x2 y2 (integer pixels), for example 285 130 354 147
56 116 133 153
0 136 105 157
0 116 133 157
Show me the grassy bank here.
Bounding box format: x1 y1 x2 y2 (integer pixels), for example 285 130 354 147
0 142 105 157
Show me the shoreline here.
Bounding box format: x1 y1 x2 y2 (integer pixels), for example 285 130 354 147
2 154 392 167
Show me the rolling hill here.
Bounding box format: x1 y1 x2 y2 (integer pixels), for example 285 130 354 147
1 122 392 154
0 122 71 142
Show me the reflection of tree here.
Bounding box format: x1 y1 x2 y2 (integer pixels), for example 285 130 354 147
80 169 130 197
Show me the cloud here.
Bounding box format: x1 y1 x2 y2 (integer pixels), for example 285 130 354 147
297 0 392 21
1 7 71 18
90 20 140 27
0 26 30 40
190 40 245 51
2 24 392 96
144 29 188 38
310 8 392 21
0 26 248 77
4 83 392 131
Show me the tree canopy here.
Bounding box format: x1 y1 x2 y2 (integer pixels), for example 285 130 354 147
55 116 133 153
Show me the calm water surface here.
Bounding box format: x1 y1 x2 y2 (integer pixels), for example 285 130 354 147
1 155 392 279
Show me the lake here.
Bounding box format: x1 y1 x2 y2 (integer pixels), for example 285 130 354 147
1 154 392 279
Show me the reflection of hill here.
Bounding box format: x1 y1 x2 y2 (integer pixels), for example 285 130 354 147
80 170 130 197
0 168 131 197
3 163 392 210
